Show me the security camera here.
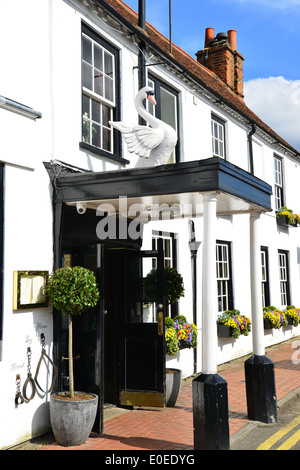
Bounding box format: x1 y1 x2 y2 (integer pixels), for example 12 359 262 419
76 202 86 215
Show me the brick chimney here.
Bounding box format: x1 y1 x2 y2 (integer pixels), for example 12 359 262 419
196 28 244 98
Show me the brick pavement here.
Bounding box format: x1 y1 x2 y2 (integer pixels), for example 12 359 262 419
27 336 300 450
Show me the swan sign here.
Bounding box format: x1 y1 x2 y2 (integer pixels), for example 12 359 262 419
110 87 177 167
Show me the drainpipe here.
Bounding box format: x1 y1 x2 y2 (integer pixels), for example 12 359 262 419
138 0 146 124
248 123 257 175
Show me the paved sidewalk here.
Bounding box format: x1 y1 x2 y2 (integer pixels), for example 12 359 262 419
14 336 300 450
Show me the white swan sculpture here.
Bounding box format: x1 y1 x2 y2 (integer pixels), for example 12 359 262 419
109 87 177 167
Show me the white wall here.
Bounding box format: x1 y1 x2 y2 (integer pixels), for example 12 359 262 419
1 0 300 447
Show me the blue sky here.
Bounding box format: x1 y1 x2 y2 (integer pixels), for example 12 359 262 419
123 0 300 150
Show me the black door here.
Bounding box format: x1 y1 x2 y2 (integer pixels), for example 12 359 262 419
119 240 166 407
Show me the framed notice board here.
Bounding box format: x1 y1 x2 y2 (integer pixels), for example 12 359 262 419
13 271 48 310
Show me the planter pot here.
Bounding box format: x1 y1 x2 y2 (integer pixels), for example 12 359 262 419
217 324 233 338
263 318 281 329
50 392 98 446
277 215 297 227
263 318 273 329
277 215 289 227
165 368 182 407
286 316 299 326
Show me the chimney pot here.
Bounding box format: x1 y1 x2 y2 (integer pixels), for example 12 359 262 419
227 29 237 50
204 27 214 48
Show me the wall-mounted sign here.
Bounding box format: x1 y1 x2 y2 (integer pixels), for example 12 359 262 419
13 271 48 310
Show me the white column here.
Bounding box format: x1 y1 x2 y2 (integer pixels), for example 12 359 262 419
249 211 265 356
202 193 218 374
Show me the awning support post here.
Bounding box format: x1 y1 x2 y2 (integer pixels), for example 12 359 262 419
244 211 277 423
193 193 230 450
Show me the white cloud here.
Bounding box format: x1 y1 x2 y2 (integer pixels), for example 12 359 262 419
228 0 300 11
244 76 300 152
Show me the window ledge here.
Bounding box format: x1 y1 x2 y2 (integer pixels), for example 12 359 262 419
79 142 129 165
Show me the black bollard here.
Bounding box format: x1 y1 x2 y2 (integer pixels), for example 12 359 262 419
193 373 230 450
244 354 277 423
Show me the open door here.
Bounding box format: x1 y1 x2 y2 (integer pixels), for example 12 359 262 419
119 240 166 407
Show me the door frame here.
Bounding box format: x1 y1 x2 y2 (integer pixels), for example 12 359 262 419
118 239 166 407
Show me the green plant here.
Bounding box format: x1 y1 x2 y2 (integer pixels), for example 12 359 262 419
217 309 251 339
173 315 187 325
144 267 185 305
47 266 100 398
165 327 180 356
165 317 174 328
285 307 300 326
165 315 198 355
263 307 287 329
276 207 300 225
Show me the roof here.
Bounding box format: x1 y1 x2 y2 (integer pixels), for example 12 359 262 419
92 0 299 158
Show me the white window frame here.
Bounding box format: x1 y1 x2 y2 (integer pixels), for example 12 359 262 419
212 115 226 159
152 233 173 269
81 30 116 154
278 251 289 306
261 248 270 307
216 242 231 312
274 156 283 210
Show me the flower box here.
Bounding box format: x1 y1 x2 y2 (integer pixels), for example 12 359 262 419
217 324 233 338
276 208 299 227
263 308 288 329
217 310 251 339
263 318 273 329
277 215 289 227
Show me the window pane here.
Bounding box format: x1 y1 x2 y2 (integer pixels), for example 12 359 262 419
102 127 111 151
82 62 93 90
92 100 101 123
213 122 218 137
94 45 103 71
105 76 113 101
102 104 110 126
94 70 103 96
82 37 92 64
82 94 90 117
147 78 155 116
219 141 224 157
92 124 101 147
104 52 113 77
161 87 177 131
82 117 90 143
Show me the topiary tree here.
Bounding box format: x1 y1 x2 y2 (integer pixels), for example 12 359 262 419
144 266 185 305
46 266 100 398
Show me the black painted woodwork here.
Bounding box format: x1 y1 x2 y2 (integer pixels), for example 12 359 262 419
244 354 277 424
193 373 230 450
44 157 272 212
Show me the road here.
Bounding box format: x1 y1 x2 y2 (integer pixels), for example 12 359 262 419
231 396 300 450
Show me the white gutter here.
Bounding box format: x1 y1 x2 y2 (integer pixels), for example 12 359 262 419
0 95 42 120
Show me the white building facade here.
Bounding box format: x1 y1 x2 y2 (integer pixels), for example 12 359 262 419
0 0 299 448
